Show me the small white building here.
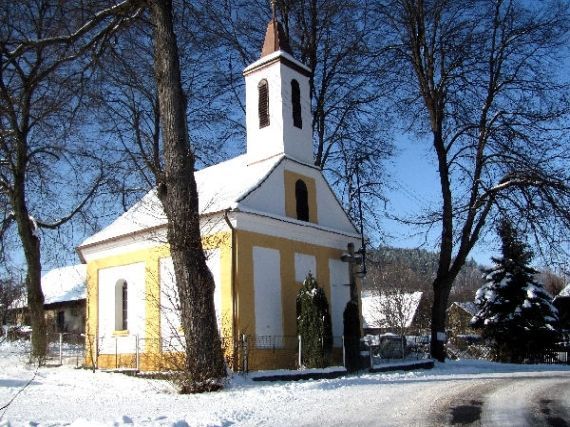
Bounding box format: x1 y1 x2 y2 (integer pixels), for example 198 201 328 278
8 264 86 334
361 290 423 334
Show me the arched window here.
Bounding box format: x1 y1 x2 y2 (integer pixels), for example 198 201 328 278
291 79 302 129
115 280 128 331
258 79 270 128
295 179 309 222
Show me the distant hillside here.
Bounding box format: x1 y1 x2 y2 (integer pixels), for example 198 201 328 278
364 246 484 302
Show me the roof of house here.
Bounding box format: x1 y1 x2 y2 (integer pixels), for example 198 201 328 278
449 301 478 316
41 264 87 305
79 154 282 248
361 290 423 329
11 264 87 309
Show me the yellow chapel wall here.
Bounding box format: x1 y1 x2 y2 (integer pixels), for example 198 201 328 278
84 231 233 371
233 228 357 371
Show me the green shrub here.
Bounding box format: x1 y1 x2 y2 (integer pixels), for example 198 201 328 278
296 273 333 368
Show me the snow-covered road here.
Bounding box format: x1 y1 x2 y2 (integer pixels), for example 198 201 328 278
428 373 570 426
1 342 569 426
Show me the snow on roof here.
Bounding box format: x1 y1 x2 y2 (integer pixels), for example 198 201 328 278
80 154 282 247
42 264 87 305
11 265 87 309
361 290 423 329
451 301 478 316
557 284 570 298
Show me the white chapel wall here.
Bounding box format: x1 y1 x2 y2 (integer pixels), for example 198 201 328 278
97 262 145 354
278 62 312 163
253 246 283 337
241 163 286 217
159 250 222 351
329 259 351 338
294 253 316 283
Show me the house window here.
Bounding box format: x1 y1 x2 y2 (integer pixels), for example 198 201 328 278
291 79 302 128
295 179 309 221
258 79 270 128
115 279 128 331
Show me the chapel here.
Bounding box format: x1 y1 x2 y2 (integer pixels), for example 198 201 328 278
78 17 362 371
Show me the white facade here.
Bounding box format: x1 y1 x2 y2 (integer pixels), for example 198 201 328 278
237 158 357 235
294 253 317 283
253 246 283 337
329 259 351 338
97 262 146 354
159 252 223 351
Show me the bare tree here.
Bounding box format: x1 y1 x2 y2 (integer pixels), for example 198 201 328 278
0 0 126 356
91 0 227 390
376 0 570 360
366 254 430 337
538 269 567 297
147 0 226 391
0 276 24 335
90 4 230 211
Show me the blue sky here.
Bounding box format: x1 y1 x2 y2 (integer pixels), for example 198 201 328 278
382 135 496 267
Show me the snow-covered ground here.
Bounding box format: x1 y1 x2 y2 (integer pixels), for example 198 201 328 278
1 340 569 427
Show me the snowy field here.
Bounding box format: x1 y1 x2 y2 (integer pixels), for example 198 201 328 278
1 340 570 427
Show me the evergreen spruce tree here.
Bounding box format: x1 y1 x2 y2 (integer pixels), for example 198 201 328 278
472 219 560 362
296 273 333 368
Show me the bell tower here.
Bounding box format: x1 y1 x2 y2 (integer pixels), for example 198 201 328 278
243 16 313 166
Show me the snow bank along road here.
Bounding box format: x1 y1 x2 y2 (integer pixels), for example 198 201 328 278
1 346 569 426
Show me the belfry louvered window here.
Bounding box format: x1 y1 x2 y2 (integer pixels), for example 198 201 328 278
291 79 302 128
258 79 270 128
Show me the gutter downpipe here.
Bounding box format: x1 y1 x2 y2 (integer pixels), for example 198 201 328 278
223 208 239 371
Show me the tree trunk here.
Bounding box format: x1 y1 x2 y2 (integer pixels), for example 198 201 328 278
14 200 47 358
430 275 453 362
25 236 47 359
148 0 226 391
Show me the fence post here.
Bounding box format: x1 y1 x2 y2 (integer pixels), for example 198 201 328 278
135 335 140 371
59 333 63 365
94 335 100 370
242 334 248 373
298 335 302 368
76 334 80 368
342 336 346 368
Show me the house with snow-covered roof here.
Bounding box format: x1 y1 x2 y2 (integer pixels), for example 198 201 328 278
77 17 361 371
8 264 86 335
361 291 423 335
447 301 480 341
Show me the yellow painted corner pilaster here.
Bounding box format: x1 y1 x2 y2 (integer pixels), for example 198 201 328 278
84 262 99 367
235 230 254 336
280 248 296 337
218 233 234 340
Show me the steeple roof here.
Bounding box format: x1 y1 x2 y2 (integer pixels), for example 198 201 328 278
261 18 292 57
